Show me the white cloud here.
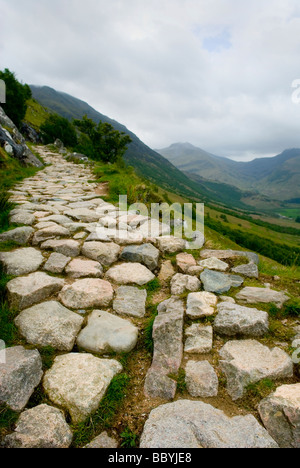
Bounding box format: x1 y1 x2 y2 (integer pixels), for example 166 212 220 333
1 0 300 160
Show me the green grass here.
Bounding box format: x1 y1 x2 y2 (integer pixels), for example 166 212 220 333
94 161 163 207
24 98 51 129
0 405 19 439
246 379 276 399
120 428 139 448
143 306 158 354
71 372 130 448
168 368 187 394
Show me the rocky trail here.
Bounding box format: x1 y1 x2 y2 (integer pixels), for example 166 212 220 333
0 146 299 449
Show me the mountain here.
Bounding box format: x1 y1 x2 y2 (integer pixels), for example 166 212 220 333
29 86 254 209
29 86 211 202
157 143 300 201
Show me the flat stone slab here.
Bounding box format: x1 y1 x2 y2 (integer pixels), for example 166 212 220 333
77 310 138 354
156 236 186 254
140 400 278 448
144 298 184 400
186 292 218 318
176 253 197 273
219 340 294 400
106 263 155 285
0 247 44 276
201 249 259 265
0 346 43 411
232 263 259 278
64 208 100 223
0 226 34 245
158 260 175 283
236 287 289 308
7 272 64 310
120 244 160 271
185 324 213 354
32 225 70 245
198 257 229 272
258 383 300 448
82 241 121 266
43 353 122 423
59 278 114 309
113 286 147 318
214 302 269 337
65 258 103 278
2 404 73 449
170 273 201 295
44 252 71 273
185 361 219 397
41 239 81 257
201 269 244 294
15 301 84 351
10 211 35 226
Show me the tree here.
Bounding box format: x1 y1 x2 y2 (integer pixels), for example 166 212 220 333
0 68 32 128
40 114 78 147
73 115 132 163
296 216 300 224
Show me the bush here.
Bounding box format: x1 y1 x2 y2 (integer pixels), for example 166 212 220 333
40 114 78 147
0 68 31 128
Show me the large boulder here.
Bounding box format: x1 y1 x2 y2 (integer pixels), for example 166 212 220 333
82 241 121 266
106 263 155 286
15 301 84 351
0 247 44 276
7 272 64 310
59 279 114 309
43 353 122 423
2 404 73 449
120 244 160 271
140 400 278 448
113 286 147 318
186 292 218 318
214 302 269 337
219 340 294 400
201 269 244 294
77 310 138 354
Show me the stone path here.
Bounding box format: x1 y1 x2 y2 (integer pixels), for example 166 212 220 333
0 145 299 448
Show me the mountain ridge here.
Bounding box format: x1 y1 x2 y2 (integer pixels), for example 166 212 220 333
158 142 300 201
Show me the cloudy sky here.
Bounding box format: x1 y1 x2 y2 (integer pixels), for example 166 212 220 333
1 0 300 160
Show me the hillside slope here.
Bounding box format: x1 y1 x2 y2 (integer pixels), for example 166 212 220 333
29 86 210 202
158 143 300 201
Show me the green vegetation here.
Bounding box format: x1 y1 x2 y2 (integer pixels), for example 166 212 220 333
40 114 78 147
0 405 19 439
0 68 31 128
246 379 276 399
120 428 139 448
71 373 130 448
24 98 51 129
143 307 158 354
73 115 132 163
169 369 187 394
94 161 163 206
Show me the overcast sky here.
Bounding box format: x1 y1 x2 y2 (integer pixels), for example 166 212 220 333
1 0 300 161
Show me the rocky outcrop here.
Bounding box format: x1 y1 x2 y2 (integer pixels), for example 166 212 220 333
0 106 43 167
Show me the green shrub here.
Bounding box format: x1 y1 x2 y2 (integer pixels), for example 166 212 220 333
40 114 78 147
